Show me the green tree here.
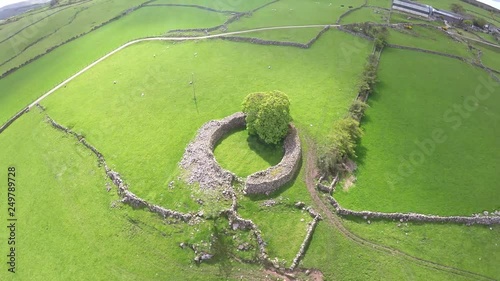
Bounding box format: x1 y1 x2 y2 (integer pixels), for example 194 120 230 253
241 92 266 135
473 17 487 28
50 0 59 7
242 91 292 144
450 3 465 14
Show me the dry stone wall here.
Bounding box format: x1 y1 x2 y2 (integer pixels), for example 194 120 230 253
180 112 245 189
46 116 194 222
245 125 301 195
289 214 321 270
219 25 330 49
327 196 500 225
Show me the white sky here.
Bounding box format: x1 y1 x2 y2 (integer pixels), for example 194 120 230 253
0 0 48 9
0 0 27 9
0 0 499 14
478 0 500 10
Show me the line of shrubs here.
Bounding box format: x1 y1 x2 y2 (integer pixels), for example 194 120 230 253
343 22 389 50
316 52 380 179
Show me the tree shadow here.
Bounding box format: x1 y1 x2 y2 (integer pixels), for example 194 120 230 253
245 133 284 166
215 128 284 167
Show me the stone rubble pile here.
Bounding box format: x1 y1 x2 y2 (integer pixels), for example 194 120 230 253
179 112 245 189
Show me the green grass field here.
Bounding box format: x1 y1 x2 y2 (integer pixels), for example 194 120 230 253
150 0 272 11
390 11 445 27
215 129 284 177
303 222 486 280
340 7 390 24
0 110 268 280
37 29 371 219
227 0 365 31
0 0 146 74
368 0 392 9
341 218 500 278
336 48 500 216
388 25 473 58
474 42 500 71
1 0 500 279
0 5 228 124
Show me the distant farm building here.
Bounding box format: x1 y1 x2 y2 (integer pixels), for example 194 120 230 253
433 9 464 23
392 0 433 18
392 0 464 23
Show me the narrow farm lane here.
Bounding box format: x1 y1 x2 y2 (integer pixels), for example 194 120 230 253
303 140 495 281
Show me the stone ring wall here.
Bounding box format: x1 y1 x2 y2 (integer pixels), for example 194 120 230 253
244 125 301 195
179 112 302 195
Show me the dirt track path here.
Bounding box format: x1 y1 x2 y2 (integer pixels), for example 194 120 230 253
303 139 494 281
25 24 337 110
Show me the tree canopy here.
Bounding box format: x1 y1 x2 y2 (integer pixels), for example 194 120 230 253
242 91 292 144
450 3 466 15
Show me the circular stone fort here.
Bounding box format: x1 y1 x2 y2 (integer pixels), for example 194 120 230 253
179 112 301 195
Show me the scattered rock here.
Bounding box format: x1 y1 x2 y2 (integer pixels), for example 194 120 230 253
237 243 252 251
261 200 277 207
294 201 306 208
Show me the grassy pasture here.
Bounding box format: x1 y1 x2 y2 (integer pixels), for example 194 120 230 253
474 42 500 70
389 11 444 27
336 48 500 216
0 6 228 125
387 25 473 58
0 110 268 280
227 0 365 31
340 7 390 24
342 219 500 279
303 222 479 280
0 0 146 73
367 0 392 9
39 30 371 208
214 129 284 177
1 0 499 279
1 98 482 280
0 1 85 39
149 0 273 12
36 30 371 266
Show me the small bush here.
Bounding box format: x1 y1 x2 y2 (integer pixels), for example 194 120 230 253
349 100 369 121
317 117 363 176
